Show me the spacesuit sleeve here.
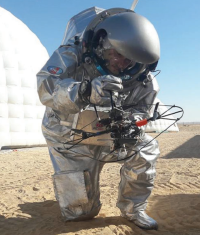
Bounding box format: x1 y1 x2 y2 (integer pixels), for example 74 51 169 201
140 76 159 116
37 46 86 118
128 74 160 119
127 76 159 135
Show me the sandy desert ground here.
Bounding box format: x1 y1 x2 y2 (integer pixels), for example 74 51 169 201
0 125 200 235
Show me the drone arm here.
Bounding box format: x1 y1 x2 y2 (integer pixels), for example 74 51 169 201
134 102 160 127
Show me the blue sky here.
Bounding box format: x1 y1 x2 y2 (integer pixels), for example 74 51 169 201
0 0 199 122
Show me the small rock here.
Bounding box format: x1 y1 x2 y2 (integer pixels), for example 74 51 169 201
33 187 39 191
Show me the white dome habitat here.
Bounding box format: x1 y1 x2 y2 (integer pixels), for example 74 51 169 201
146 98 179 132
0 7 49 149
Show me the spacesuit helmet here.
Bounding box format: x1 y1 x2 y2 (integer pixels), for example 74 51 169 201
82 8 160 81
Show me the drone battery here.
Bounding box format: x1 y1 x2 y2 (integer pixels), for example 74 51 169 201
70 110 111 146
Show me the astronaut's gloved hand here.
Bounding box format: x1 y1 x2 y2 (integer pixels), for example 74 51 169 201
79 75 123 106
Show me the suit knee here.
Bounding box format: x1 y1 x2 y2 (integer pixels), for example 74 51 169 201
52 170 100 220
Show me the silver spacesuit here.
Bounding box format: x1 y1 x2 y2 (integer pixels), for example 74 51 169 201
37 7 160 230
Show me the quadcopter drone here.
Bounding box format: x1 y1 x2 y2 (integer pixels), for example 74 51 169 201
63 92 184 163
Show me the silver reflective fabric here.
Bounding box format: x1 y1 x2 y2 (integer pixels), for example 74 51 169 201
122 210 158 230
37 7 160 227
62 7 104 45
90 75 123 105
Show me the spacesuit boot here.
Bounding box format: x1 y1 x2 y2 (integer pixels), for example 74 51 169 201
129 211 158 230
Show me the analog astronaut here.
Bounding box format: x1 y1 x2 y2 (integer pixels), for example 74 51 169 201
37 7 160 230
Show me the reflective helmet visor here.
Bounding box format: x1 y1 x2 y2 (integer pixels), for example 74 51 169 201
102 49 136 76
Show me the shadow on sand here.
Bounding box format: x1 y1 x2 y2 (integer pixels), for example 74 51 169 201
1 194 200 235
163 135 200 159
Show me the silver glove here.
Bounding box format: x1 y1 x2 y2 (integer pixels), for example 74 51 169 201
90 75 123 106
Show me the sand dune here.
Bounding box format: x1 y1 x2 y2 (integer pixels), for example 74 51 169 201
0 125 200 235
